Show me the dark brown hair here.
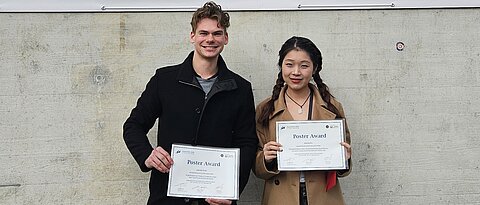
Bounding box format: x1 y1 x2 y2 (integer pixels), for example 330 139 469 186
191 1 230 32
258 36 341 127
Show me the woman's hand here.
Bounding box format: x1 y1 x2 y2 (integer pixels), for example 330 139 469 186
340 142 352 160
263 141 282 163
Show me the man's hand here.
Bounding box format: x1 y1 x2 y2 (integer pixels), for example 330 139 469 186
205 198 232 205
145 146 174 173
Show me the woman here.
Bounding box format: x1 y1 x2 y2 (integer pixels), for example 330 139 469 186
253 36 352 205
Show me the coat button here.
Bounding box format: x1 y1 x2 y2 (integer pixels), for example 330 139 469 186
195 108 201 114
274 179 280 185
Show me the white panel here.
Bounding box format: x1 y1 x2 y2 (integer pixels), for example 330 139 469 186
0 0 479 12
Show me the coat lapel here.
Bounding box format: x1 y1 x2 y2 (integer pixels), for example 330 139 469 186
310 84 337 120
270 86 289 120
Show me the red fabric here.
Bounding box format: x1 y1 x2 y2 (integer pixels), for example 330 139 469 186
325 171 336 191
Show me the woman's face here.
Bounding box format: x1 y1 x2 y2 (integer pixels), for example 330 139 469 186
281 49 314 92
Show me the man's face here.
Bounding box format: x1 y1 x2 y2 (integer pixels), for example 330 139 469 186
190 18 229 60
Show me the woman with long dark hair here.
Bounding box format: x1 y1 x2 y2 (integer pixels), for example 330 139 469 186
253 36 352 205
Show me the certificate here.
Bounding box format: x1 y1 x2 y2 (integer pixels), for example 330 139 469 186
167 144 240 200
276 120 348 171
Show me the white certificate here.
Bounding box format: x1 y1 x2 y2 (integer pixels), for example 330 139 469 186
167 144 240 200
276 120 348 171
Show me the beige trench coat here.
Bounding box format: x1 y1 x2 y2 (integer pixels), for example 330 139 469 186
253 84 352 205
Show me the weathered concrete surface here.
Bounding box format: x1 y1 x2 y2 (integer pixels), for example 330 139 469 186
1 9 479 204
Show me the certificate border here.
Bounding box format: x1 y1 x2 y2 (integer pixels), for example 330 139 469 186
167 144 240 200
276 119 348 171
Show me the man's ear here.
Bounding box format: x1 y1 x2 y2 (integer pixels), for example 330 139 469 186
190 31 195 43
224 32 229 45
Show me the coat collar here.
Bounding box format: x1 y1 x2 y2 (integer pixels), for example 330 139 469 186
270 84 336 120
177 51 237 92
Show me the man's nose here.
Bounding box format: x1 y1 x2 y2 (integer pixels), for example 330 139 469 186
206 34 214 42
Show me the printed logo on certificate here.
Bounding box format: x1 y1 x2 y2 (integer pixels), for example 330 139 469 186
276 119 348 171
167 144 240 200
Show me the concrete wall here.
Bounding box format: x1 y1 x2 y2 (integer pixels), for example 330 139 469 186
1 9 479 204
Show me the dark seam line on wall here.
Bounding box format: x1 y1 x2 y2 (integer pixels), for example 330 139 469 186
0 184 21 188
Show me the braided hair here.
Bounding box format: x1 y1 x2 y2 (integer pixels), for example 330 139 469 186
258 36 341 127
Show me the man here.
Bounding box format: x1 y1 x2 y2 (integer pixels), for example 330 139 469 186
123 1 258 205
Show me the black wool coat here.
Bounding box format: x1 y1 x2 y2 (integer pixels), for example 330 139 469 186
123 51 258 205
